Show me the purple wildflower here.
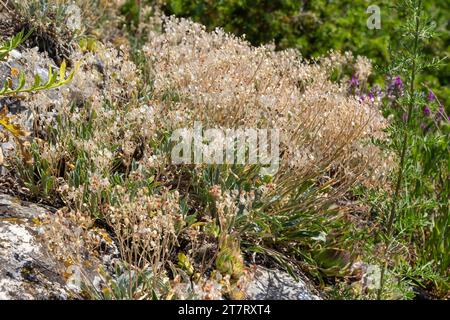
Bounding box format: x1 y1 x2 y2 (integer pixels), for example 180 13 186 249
367 85 383 103
394 76 403 88
427 90 435 102
358 94 366 104
371 85 383 96
386 76 404 100
348 74 360 95
423 105 431 116
420 123 427 131
349 74 359 87
402 112 408 122
436 105 445 120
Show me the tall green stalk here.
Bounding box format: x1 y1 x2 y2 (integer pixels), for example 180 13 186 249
377 0 423 299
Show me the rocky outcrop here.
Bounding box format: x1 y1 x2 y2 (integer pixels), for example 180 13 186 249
0 193 69 299
0 192 127 300
246 267 322 300
0 193 123 300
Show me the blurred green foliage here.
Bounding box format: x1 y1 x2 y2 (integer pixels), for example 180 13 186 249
160 0 449 105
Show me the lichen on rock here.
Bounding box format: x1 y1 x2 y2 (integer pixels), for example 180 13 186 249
0 193 119 300
0 193 68 299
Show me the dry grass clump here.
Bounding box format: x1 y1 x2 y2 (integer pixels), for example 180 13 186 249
13 42 151 180
11 0 126 37
144 17 392 189
104 186 183 274
2 14 395 299
40 206 118 292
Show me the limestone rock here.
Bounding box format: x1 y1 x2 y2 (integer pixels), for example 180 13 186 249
246 266 322 300
0 193 68 299
0 193 119 300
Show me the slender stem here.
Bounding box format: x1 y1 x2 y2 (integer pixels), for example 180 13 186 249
0 0 13 13
377 0 422 300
